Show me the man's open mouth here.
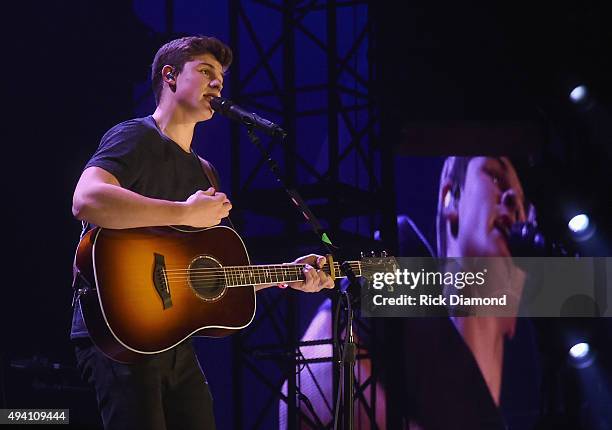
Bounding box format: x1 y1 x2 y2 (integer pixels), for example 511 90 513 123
494 216 513 240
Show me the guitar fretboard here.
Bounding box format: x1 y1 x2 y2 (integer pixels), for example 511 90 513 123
222 262 362 287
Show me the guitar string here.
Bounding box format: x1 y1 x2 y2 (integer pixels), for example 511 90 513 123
99 261 382 290
158 265 378 273
161 266 373 280
162 273 367 283
162 272 376 282
160 265 375 281
159 264 379 279
105 268 380 291
161 266 359 276
101 273 370 291
160 260 381 268
160 262 362 272
160 264 365 278
161 267 382 286
159 262 373 274
161 270 380 284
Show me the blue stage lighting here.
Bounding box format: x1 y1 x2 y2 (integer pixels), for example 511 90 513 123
569 342 590 359
568 214 590 233
569 85 588 103
568 341 595 369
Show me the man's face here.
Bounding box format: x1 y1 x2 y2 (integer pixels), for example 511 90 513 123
172 53 224 122
454 157 527 257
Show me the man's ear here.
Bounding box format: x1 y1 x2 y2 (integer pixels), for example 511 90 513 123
161 65 177 92
441 182 459 238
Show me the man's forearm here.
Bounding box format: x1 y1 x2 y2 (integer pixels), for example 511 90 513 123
73 182 186 229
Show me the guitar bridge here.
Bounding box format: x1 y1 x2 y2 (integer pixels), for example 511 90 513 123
153 253 173 309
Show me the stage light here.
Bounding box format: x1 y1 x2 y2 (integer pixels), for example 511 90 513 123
569 85 588 104
567 212 596 242
568 214 590 233
569 342 590 359
568 341 595 369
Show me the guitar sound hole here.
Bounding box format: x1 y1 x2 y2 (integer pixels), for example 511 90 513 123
188 255 226 302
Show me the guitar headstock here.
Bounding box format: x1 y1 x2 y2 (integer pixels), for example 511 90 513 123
359 251 399 276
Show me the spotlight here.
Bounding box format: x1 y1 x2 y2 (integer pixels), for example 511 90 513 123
567 212 596 242
568 214 589 234
569 342 589 359
568 84 596 111
569 85 588 104
568 341 595 369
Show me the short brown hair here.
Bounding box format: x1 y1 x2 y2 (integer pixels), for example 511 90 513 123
151 36 233 104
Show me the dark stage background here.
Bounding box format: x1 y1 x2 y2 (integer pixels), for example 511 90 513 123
3 1 612 429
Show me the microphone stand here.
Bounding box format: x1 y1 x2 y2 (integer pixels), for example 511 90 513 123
244 127 359 430
341 268 358 430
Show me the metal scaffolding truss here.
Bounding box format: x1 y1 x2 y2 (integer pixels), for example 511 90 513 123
228 0 392 256
227 1 394 429
234 291 382 430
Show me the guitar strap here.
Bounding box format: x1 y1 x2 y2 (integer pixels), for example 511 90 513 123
196 155 221 191
193 152 237 231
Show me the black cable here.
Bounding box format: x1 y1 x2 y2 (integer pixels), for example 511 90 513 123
333 292 344 430
333 291 353 430
295 346 333 416
342 290 353 428
297 392 325 429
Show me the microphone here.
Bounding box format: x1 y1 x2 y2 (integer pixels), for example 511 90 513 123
210 96 287 139
508 222 548 257
507 222 570 270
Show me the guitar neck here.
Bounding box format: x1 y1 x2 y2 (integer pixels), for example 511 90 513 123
223 261 362 288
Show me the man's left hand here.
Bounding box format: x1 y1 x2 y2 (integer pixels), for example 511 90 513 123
283 254 335 292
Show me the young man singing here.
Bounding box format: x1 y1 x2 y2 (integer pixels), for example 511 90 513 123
71 36 334 430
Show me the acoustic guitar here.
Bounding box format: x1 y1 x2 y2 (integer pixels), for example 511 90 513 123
73 225 393 363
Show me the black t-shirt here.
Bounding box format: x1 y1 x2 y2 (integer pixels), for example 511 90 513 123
397 318 507 429
70 115 216 338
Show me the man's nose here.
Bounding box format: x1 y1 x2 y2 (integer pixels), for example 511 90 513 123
209 79 223 91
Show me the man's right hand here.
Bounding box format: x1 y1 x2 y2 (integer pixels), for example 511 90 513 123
182 187 232 227
73 167 232 229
